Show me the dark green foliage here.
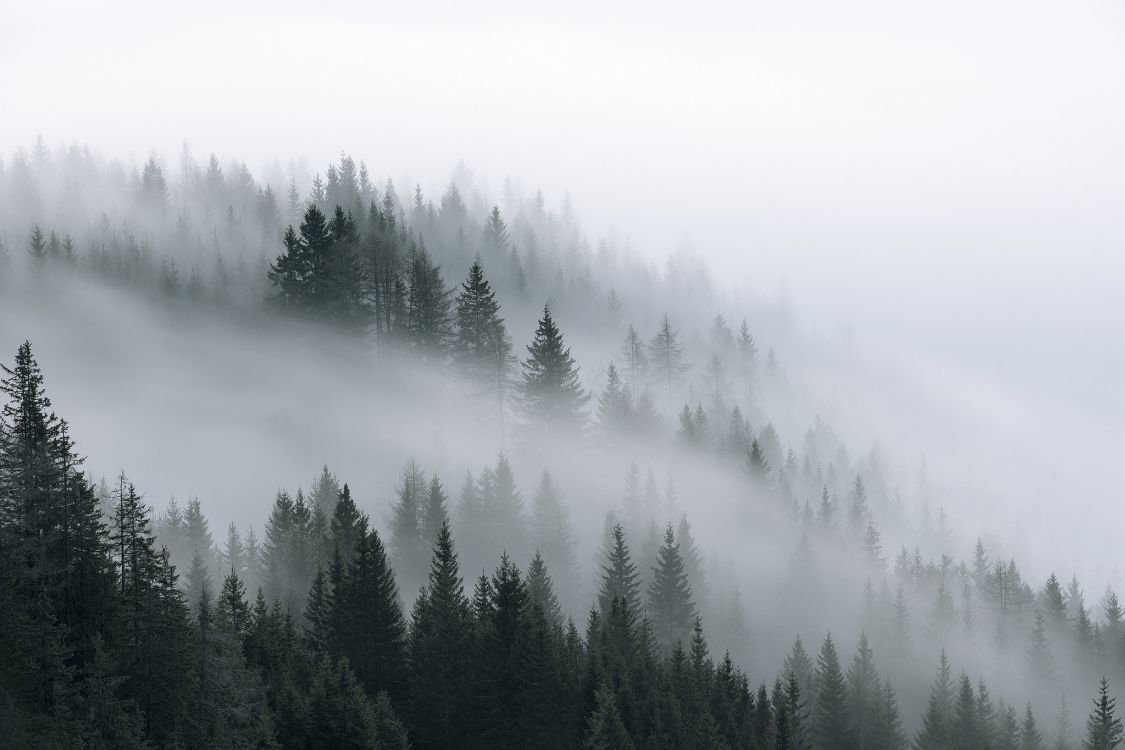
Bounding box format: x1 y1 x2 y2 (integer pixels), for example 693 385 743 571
584 682 636 750
1084 677 1123 750
814 633 847 750
408 522 470 749
520 304 587 438
334 528 408 702
599 524 642 616
647 524 697 653
454 259 514 424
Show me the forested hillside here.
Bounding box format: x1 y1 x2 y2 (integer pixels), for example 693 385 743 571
1 143 1123 748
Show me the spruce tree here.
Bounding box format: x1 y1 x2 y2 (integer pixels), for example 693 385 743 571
813 633 848 750
647 524 696 653
454 260 514 425
846 632 881 750
1022 703 1044 750
583 682 636 750
529 470 579 613
408 522 470 749
1084 677 1123 750
527 551 564 628
648 315 686 394
598 524 641 616
334 528 407 702
519 304 588 439
914 651 954 750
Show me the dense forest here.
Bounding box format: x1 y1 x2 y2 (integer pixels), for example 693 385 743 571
2 142 1124 748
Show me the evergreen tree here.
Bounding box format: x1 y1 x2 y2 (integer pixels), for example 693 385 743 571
647 524 697 653
648 315 687 394
27 224 48 268
914 651 954 750
454 259 514 427
620 325 648 394
1022 703 1044 750
408 522 470 749
598 524 641 616
334 528 407 702
527 551 564 628
529 470 579 615
846 632 881 750
390 460 427 596
597 362 633 438
520 304 588 439
814 633 848 750
1084 677 1123 750
583 682 636 750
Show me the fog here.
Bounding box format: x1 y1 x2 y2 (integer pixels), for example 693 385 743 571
2 0 1124 743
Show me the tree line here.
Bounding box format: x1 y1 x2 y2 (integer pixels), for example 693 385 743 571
3 341 1124 748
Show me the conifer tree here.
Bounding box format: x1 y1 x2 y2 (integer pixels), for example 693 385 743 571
620 325 648 394
648 315 687 394
597 362 633 438
1084 677 1123 750
814 633 848 750
527 551 564 628
421 475 449 551
1022 703 1044 750
334 528 407 702
846 632 881 750
598 524 641 617
408 522 470 749
520 304 588 438
390 460 427 596
529 470 579 615
914 651 954 750
583 682 635 750
27 224 48 268
1028 607 1056 681
647 524 697 653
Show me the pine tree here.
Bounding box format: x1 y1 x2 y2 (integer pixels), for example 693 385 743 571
620 325 648 394
480 206 511 259
648 315 687 394
583 682 636 750
390 460 427 597
871 680 906 750
405 244 453 356
598 524 641 617
421 474 449 551
520 304 588 438
951 674 979 749
596 363 633 438
527 551 564 628
1028 607 1056 680
1022 703 1044 750
814 633 848 750
334 528 407 702
305 656 378 749
529 470 579 615
647 524 697 653
914 651 954 750
846 632 881 750
488 454 528 564
453 260 514 437
1084 677 1123 750
27 224 48 269
408 522 470 749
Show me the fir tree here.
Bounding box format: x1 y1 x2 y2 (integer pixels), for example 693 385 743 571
598 524 641 617
1084 677 1123 750
647 524 697 653
814 633 848 750
519 304 588 439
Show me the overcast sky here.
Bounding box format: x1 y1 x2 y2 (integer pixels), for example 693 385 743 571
3 0 1125 572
